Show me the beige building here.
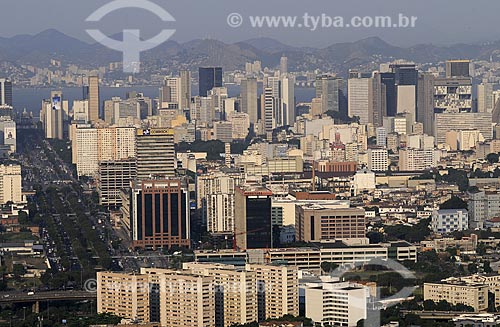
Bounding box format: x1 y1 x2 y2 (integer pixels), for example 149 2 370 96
136 128 176 180
0 164 22 204
424 280 488 311
296 205 366 243
73 126 136 177
88 76 100 123
246 264 299 320
183 263 258 326
141 268 215 327
97 272 150 323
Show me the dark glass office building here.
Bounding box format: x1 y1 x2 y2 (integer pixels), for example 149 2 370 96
234 186 272 249
199 67 223 97
130 179 190 249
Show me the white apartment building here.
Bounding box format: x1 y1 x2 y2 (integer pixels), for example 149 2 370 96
398 148 439 171
0 164 22 204
432 209 469 234
367 148 388 172
303 276 369 327
468 190 500 229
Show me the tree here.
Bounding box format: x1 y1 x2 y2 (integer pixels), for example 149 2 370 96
487 153 500 164
468 263 478 274
321 261 339 273
440 196 468 210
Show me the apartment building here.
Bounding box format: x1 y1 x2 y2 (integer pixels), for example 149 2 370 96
424 280 488 311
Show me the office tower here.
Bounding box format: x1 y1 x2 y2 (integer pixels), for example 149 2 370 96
40 91 64 140
281 75 295 126
240 77 258 125
367 148 389 171
280 55 288 75
88 76 100 123
263 87 276 134
348 71 384 126
199 67 222 97
179 70 192 110
477 83 494 113
417 72 435 136
73 126 136 177
446 59 471 78
434 112 492 144
130 179 190 249
246 264 299 320
142 268 215 327
197 171 244 230
234 185 273 250
208 86 228 119
184 263 259 327
315 75 345 113
433 77 472 113
213 122 233 142
98 159 137 207
136 128 175 180
97 272 150 323
0 164 22 204
296 205 366 242
390 63 418 124
0 78 12 107
380 72 396 116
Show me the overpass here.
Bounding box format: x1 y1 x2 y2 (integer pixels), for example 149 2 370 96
0 291 96 312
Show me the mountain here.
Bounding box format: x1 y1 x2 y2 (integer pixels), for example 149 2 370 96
2 29 500 73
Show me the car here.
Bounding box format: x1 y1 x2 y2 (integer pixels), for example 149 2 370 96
27 292 34 296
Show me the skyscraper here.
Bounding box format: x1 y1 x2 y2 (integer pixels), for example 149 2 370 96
417 72 435 136
281 75 295 126
315 75 345 113
446 60 471 78
477 82 494 113
160 71 192 110
380 72 397 116
391 63 418 124
240 77 258 124
130 179 190 249
88 76 100 123
348 71 384 126
136 128 176 181
41 91 64 139
0 78 12 107
199 67 222 97
234 185 273 250
179 70 192 110
280 55 288 75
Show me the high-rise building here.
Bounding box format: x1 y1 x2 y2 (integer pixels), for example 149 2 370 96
281 75 295 126
179 70 192 110
73 126 136 177
41 91 65 139
380 72 396 117
246 264 299 321
263 87 276 134
433 77 473 114
391 64 418 124
280 56 288 75
88 76 100 123
0 78 13 107
199 67 222 97
0 164 22 204
398 148 439 171
468 190 500 229
130 179 190 249
234 185 273 250
348 71 384 126
477 83 494 113
160 71 192 111
0 117 16 153
98 159 137 207
97 272 150 322
446 59 471 78
315 75 345 113
136 128 175 181
417 72 435 136
184 263 258 327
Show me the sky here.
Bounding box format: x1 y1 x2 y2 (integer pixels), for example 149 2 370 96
0 0 499 48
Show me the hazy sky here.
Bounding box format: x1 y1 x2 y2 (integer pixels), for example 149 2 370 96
0 0 498 47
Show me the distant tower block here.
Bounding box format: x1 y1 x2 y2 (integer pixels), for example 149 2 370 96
225 143 231 167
